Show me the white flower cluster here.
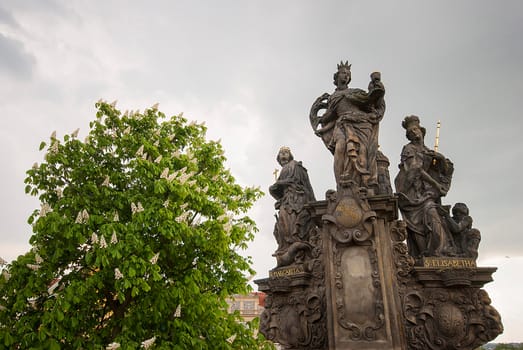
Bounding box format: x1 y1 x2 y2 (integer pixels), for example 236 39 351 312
194 185 209 194
238 222 255 232
102 175 110 187
218 213 234 234
71 128 79 138
160 166 195 185
111 231 118 244
223 221 233 234
231 194 242 202
91 232 117 248
123 126 131 134
160 168 169 179
75 209 90 224
190 216 201 227
56 187 63 198
186 149 198 165
49 141 59 155
227 334 237 344
113 212 119 222
99 236 108 249
135 145 145 157
34 253 43 264
154 155 162 163
39 203 53 217
0 256 7 265
141 336 156 349
175 211 191 223
114 268 123 280
149 252 159 264
106 342 120 350
26 264 40 271
131 202 144 214
178 171 195 185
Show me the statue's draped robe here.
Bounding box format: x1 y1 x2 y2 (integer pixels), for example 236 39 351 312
270 160 315 253
322 87 385 188
395 142 454 257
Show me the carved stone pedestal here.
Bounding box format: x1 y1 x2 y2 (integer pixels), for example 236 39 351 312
256 227 328 350
400 265 503 350
257 192 503 350
308 185 407 350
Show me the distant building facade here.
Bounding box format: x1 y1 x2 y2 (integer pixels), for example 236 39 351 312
226 292 265 322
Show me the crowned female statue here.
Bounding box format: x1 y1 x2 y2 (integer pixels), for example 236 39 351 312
310 62 385 193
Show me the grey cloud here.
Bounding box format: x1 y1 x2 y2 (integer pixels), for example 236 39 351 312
0 5 19 28
0 33 35 79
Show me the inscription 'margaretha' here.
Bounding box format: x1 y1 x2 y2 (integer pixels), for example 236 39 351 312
423 257 476 269
269 266 305 278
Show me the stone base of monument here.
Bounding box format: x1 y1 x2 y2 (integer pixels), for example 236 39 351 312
256 193 503 350
256 274 327 349
256 226 328 350
316 191 407 350
400 265 502 350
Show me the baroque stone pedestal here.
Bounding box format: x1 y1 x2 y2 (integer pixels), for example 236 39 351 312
256 191 502 350
309 185 407 350
399 264 502 349
256 227 327 350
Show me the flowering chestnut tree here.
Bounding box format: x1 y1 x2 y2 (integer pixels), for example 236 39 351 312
0 101 272 349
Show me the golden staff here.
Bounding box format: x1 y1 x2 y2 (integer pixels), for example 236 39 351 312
434 120 441 152
433 120 441 165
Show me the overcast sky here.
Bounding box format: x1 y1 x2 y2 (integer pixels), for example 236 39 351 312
1 0 522 343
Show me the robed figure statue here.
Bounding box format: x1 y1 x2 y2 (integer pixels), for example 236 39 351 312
269 147 316 266
310 61 385 193
394 115 456 259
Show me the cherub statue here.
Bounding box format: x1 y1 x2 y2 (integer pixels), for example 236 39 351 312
444 203 481 259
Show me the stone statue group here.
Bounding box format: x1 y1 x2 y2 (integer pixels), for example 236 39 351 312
270 61 480 266
258 61 502 350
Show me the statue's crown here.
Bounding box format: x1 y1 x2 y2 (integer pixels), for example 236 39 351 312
402 115 421 130
337 61 352 71
279 146 291 153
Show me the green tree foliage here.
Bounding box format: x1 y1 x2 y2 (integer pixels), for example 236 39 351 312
0 102 272 349
492 344 523 350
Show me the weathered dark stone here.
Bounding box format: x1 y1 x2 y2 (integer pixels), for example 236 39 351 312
395 115 456 261
270 147 316 267
255 61 502 350
312 188 407 350
309 62 387 194
394 116 484 264
445 203 481 259
392 217 503 350
256 225 327 349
